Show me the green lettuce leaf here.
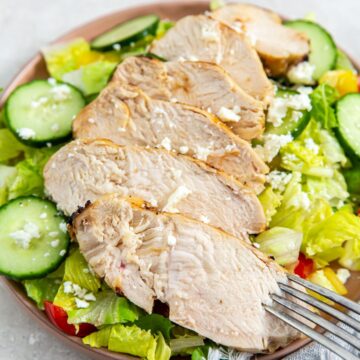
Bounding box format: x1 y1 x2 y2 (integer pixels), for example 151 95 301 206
258 187 282 225
68 290 141 326
339 238 360 270
336 49 357 73
0 165 17 205
155 332 171 360
135 314 173 340
63 248 101 292
23 264 64 309
108 324 158 359
191 347 208 360
170 326 205 355
303 207 360 262
156 20 174 38
62 61 117 96
255 227 302 265
8 147 57 200
310 84 339 129
0 128 26 163
83 325 112 348
209 0 225 11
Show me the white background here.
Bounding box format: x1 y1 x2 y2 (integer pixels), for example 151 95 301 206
0 0 360 359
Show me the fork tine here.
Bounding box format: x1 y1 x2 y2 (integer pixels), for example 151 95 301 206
279 282 360 332
264 305 359 360
287 274 360 315
272 294 360 350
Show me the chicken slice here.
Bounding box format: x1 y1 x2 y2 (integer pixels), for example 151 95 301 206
73 82 268 193
211 4 310 76
150 15 273 105
44 139 266 236
113 56 265 140
70 194 302 353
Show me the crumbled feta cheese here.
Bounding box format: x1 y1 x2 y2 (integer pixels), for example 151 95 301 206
63 281 73 294
163 186 192 213
39 212 47 219
46 142 52 148
17 128 36 140
48 231 59 237
167 234 177 246
59 222 67 233
75 298 90 309
50 84 71 101
113 43 121 51
84 292 96 301
287 61 316 85
288 191 311 211
160 137 172 151
59 249 66 256
51 123 60 132
44 252 50 257
201 24 218 41
217 106 241 123
48 78 57 86
200 215 210 224
179 146 189 154
10 222 40 249
337 268 351 284
266 171 292 192
255 134 293 163
50 239 60 248
31 96 48 108
304 138 319 154
196 146 212 161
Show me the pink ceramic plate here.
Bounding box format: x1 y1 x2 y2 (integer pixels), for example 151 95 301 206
1 1 360 359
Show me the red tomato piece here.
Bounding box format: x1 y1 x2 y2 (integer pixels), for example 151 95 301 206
44 301 96 337
294 253 314 279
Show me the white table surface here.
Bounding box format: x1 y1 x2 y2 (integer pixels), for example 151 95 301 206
1 0 360 359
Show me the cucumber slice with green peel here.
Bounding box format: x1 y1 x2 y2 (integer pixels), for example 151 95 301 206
336 93 360 159
5 80 85 146
0 197 70 280
336 49 357 73
265 88 311 138
285 20 337 80
91 14 160 51
343 167 360 195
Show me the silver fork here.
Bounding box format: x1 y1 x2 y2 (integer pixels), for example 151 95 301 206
264 274 360 360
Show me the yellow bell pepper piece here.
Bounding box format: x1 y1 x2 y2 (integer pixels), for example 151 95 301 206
323 267 348 296
319 70 358 96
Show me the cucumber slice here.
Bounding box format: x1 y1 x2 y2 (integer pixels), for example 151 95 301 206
5 80 85 146
285 20 337 80
91 14 160 51
336 93 360 159
0 197 70 280
336 49 357 73
343 167 360 195
265 88 311 138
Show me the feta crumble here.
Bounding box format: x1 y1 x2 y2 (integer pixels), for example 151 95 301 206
50 84 71 101
59 249 66 256
48 231 59 237
217 106 241 123
255 134 293 163
50 239 60 248
304 138 319 154
10 222 40 249
163 186 192 213
337 268 351 284
160 137 172 151
113 43 121 51
59 221 67 233
288 191 311 211
75 298 90 309
287 61 316 85
39 212 47 219
17 128 36 140
266 171 292 192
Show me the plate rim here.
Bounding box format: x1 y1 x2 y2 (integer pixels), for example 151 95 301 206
0 1 358 359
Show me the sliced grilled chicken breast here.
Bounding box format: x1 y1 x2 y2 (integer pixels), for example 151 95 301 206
44 139 266 236
150 15 273 105
73 82 268 193
211 4 310 76
71 194 301 352
113 56 265 140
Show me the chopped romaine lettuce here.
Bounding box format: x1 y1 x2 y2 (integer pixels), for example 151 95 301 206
0 128 26 163
209 0 225 11
336 49 357 73
258 186 282 225
83 325 112 348
339 237 360 270
62 61 117 96
0 165 16 205
255 227 302 265
310 84 339 130
155 332 172 360
156 20 174 39
136 314 173 340
63 248 101 293
303 207 360 265
68 290 141 326
169 326 205 355
23 264 64 309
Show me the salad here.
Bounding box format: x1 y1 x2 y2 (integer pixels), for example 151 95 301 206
1 0 360 359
